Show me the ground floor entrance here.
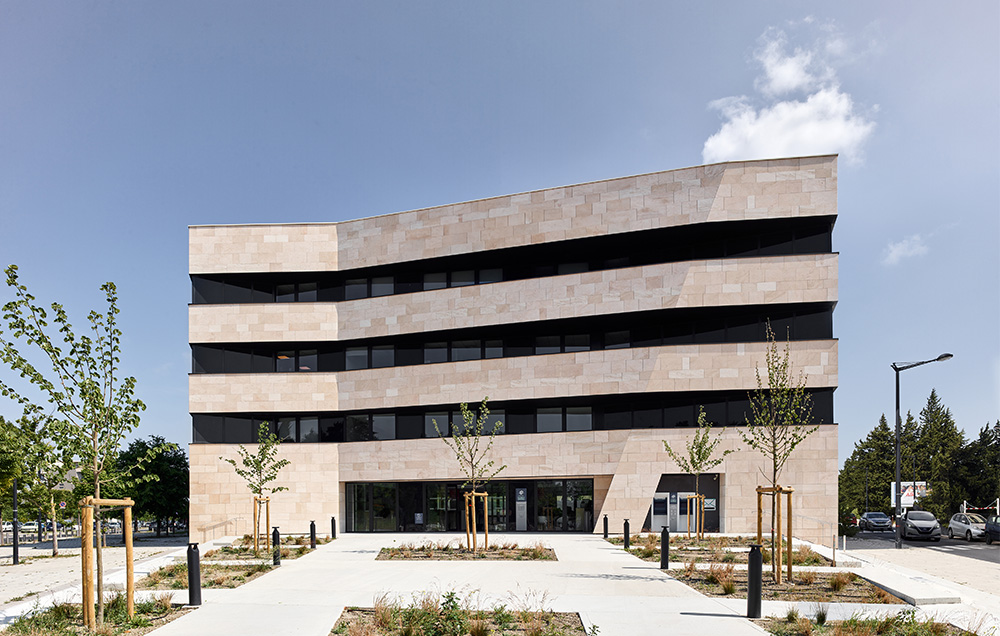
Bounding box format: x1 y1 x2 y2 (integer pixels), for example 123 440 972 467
345 479 594 533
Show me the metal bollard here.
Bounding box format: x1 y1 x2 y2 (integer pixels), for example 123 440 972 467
660 526 669 570
331 516 337 540
272 527 281 566
623 519 630 550
310 520 316 549
12 478 19 565
603 514 608 539
187 543 202 606
747 544 762 618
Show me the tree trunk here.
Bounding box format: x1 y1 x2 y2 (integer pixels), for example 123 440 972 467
51 496 59 556
95 480 105 626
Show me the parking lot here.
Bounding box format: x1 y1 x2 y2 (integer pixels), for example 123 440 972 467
848 529 999 564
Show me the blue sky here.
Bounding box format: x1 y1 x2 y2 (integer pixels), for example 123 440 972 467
1 2 997 466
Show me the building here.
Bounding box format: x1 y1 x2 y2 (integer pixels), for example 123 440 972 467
188 155 838 542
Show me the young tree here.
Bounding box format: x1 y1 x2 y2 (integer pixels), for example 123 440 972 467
434 397 506 550
741 322 819 578
119 436 188 537
220 421 290 550
19 414 73 555
662 405 737 534
0 265 153 626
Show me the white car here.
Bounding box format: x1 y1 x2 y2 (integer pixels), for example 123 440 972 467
1 521 13 532
948 513 987 541
19 521 39 533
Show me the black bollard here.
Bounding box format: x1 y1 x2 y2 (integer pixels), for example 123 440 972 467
660 526 669 570
187 543 202 606
623 519 630 550
310 520 316 549
747 544 762 618
272 527 281 565
12 479 19 565
603 514 608 539
331 516 337 540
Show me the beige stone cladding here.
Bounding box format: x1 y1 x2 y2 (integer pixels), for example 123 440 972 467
190 442 340 543
189 254 837 344
189 425 837 544
189 156 837 275
189 340 837 414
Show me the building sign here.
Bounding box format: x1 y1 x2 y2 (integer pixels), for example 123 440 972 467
890 481 929 508
704 498 717 511
414 513 423 525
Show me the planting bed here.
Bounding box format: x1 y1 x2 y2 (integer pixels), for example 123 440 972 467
754 609 972 636
4 591 191 636
677 565 905 604
137 561 273 589
377 540 556 561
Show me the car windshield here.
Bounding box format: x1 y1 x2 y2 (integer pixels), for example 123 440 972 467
967 513 986 523
908 511 935 521
868 513 888 519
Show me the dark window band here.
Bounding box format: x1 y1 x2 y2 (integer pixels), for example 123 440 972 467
191 303 834 374
191 388 834 444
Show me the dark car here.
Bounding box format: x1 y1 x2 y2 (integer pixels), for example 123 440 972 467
859 512 892 531
986 515 1000 545
901 509 941 541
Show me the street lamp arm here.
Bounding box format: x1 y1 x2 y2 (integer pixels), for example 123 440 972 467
891 353 953 373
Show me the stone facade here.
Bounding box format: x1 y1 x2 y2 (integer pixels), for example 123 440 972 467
188 156 839 544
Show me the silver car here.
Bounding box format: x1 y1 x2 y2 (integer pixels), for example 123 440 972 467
901 510 941 541
948 512 987 541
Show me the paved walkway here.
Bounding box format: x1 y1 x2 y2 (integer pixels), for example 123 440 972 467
2 533 998 635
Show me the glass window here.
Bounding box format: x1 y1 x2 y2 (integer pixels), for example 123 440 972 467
537 408 562 433
371 345 394 368
566 407 592 431
275 284 296 303
396 414 423 440
535 336 561 355
298 282 318 302
424 342 448 364
225 280 254 304
319 417 344 442
425 412 447 438
371 276 394 297
634 407 662 429
558 262 588 275
276 351 296 373
479 268 503 284
345 279 367 300
277 417 297 442
605 330 630 349
192 277 224 304
351 484 370 532
299 417 319 443
664 404 692 428
298 349 318 372
346 347 368 370
485 340 503 359
564 335 590 353
373 484 397 531
192 346 224 374
423 272 447 290
452 340 481 361
565 479 594 532
225 349 253 373
451 270 475 287
252 350 273 373
425 483 447 532
346 415 371 441
603 410 631 430
536 480 563 531
372 415 396 441
488 410 505 435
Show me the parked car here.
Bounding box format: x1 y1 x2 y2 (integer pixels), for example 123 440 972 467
900 509 941 541
948 513 987 541
985 515 1000 545
19 521 39 534
1 521 13 532
859 511 892 531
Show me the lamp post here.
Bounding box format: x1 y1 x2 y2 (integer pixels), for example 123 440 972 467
892 353 952 549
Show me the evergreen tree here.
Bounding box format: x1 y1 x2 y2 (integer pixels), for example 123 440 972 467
953 422 1000 509
838 415 894 516
914 389 964 519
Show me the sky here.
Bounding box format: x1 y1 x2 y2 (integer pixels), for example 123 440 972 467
1 1 997 467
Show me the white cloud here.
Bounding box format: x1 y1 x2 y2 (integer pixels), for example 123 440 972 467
703 20 876 166
703 86 876 165
882 234 928 266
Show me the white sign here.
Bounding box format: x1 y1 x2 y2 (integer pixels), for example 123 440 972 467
890 481 929 508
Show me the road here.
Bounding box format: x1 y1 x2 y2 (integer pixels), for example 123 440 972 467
848 530 999 565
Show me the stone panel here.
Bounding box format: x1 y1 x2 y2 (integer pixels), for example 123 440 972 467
189 254 837 344
190 157 837 274
188 341 838 413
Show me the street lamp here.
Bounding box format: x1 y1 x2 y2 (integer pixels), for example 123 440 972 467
892 353 952 549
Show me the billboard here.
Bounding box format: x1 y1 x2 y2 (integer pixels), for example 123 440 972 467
889 481 930 508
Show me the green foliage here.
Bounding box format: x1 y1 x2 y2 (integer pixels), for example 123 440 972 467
839 390 993 523
434 397 506 492
741 322 819 488
221 420 290 543
119 435 188 534
663 405 737 497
